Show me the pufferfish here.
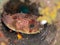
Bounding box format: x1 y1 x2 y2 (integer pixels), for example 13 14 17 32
37 1 60 25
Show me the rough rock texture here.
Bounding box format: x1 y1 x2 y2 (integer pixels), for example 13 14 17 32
1 21 56 45
54 11 60 45
0 12 57 45
0 0 60 45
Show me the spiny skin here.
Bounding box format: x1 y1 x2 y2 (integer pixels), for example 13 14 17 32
2 13 41 34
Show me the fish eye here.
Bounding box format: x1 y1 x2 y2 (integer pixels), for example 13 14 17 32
30 24 35 29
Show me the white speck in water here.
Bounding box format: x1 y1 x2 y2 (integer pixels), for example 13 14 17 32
40 20 47 25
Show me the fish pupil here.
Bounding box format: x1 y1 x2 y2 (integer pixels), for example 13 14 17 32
30 24 34 28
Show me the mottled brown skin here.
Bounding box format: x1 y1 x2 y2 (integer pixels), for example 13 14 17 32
2 13 42 34
2 0 42 34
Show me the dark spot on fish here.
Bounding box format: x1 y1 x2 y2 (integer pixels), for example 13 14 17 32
30 24 35 29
